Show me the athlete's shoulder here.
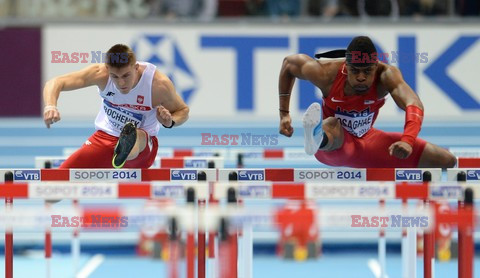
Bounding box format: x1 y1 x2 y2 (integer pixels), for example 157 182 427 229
77 64 109 88
299 55 343 84
317 58 344 69
378 62 404 85
137 61 155 70
87 63 109 79
289 54 342 70
151 69 175 99
319 59 344 79
152 69 171 85
88 63 107 72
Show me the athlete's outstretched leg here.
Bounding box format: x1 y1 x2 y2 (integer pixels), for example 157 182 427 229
417 142 456 168
127 129 147 160
303 102 344 155
112 122 147 168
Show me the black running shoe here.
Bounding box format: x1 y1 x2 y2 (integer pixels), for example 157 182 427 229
112 122 137 168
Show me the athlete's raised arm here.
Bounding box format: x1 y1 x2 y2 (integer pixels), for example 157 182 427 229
151 71 189 128
381 65 424 159
278 54 331 137
42 64 108 128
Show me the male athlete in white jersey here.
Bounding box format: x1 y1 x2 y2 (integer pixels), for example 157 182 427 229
43 44 189 168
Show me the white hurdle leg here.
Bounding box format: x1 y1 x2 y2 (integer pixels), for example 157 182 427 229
72 200 80 276
407 227 417 278
401 200 408 278
45 202 52 278
243 223 253 278
378 200 387 278
208 238 219 278
208 256 217 278
402 230 408 278
72 230 80 275
378 235 387 278
238 230 244 278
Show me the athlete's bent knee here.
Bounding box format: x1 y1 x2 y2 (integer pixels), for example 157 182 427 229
321 117 343 151
322 117 340 130
444 153 457 168
436 151 457 168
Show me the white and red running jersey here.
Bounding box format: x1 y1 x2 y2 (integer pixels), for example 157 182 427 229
95 62 160 137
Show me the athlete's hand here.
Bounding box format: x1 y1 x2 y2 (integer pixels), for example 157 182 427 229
43 105 61 129
389 141 412 159
156 105 173 127
279 114 294 137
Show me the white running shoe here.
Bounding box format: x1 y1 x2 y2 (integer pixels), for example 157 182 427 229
302 102 324 155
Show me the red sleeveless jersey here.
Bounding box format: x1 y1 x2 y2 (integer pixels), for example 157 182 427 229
322 63 385 137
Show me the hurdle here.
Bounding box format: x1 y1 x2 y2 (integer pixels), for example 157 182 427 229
216 168 443 182
157 156 224 169
34 155 225 278
0 169 217 278
447 168 480 183
213 180 476 278
34 156 66 169
161 152 480 169
0 179 476 278
34 156 225 169
156 147 480 168
449 147 480 158
36 154 224 275
218 168 445 278
0 168 217 183
115 147 314 162
62 146 480 168
3 167 478 275
65 146 318 167
4 172 13 278
457 158 480 168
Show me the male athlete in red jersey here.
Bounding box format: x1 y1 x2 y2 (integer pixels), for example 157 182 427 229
43 44 189 169
277 36 456 168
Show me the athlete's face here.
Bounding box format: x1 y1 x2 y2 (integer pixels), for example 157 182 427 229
108 63 139 94
346 64 377 93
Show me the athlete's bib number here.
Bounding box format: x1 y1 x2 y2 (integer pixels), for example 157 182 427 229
103 100 143 130
335 112 374 137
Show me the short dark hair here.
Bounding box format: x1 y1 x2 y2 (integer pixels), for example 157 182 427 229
346 36 378 66
105 44 136 68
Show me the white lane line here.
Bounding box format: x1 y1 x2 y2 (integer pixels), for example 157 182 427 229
76 254 105 278
368 258 389 278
